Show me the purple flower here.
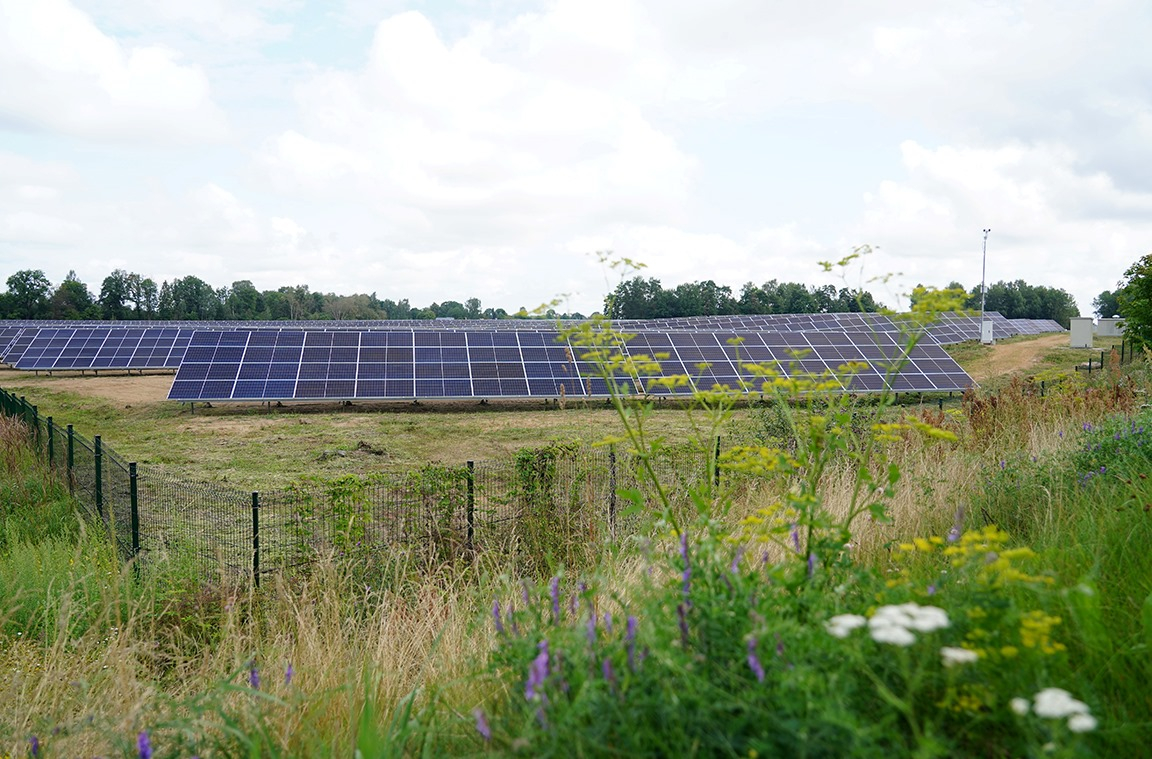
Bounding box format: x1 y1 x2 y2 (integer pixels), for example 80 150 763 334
730 545 744 574
508 606 519 637
601 657 617 691
29 736 39 757
285 663 294 686
807 552 817 578
525 640 550 700
493 600 505 635
249 661 260 690
1100 465 1107 474
790 523 801 554
472 707 491 741
1058 430 1064 438
947 504 965 542
137 730 152 759
604 612 613 635
747 638 765 682
550 576 560 623
927 584 937 596
568 592 579 618
586 613 597 647
999 460 1006 470
626 616 638 672
677 603 689 646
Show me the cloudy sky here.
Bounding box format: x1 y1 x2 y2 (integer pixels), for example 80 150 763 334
2 0 1150 316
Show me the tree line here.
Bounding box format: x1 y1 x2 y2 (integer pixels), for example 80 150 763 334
0 269 578 322
912 279 1080 328
604 277 884 319
1 267 1083 327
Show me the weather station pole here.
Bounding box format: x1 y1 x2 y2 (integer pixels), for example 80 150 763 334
979 229 993 344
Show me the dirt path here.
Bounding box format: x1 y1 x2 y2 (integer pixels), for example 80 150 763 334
964 333 1066 382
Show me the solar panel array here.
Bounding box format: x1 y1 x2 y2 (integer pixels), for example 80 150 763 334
14 327 195 370
166 327 973 402
1008 318 1066 335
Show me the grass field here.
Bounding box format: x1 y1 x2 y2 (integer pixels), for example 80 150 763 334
3 329 1152 756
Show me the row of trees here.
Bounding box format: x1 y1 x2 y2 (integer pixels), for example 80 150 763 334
0 270 575 323
911 279 1080 328
605 277 883 319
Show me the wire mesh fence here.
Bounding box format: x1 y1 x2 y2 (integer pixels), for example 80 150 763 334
1 387 718 583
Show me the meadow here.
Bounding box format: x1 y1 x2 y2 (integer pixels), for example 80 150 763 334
0 330 1149 756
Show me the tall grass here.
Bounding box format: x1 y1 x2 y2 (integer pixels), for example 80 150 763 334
3 353 1152 755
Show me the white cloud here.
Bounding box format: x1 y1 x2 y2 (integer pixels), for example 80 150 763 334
0 0 229 142
850 140 1152 310
256 9 695 249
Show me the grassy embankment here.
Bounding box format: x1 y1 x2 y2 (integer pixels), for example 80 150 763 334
1 334 1150 755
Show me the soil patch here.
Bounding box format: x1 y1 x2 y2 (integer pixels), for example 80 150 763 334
964 333 1067 382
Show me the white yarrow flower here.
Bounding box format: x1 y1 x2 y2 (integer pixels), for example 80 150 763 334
1009 697 1030 715
940 646 979 667
869 622 916 646
1067 713 1098 733
1033 687 1089 718
825 614 867 638
905 604 950 632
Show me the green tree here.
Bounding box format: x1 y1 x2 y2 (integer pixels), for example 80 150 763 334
1117 254 1152 347
50 271 94 319
1094 290 1121 319
4 269 52 318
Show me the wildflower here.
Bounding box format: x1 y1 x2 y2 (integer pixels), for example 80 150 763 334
1010 697 1030 716
472 707 491 741
1032 687 1089 718
680 531 692 603
550 576 560 623
947 505 965 542
138 730 152 759
870 623 916 646
285 663 294 686
249 661 260 690
747 638 765 682
601 657 617 690
525 641 550 700
625 615 638 672
940 646 979 667
825 614 867 638
677 603 689 646
492 600 505 635
927 584 937 595
604 613 613 634
731 545 744 574
807 552 817 577
790 523 801 553
586 613 597 647
1067 713 1098 733
29 736 39 757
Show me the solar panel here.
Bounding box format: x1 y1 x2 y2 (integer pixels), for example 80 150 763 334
0 326 27 363
13 327 196 371
167 328 974 402
1 328 40 365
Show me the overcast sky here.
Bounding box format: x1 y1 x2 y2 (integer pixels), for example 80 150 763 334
2 0 1150 316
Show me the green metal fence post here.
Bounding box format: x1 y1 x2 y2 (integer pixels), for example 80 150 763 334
252 492 260 588
94 435 104 520
714 435 721 489
129 463 140 566
31 405 39 451
466 461 475 553
46 417 54 468
608 446 617 539
66 424 75 495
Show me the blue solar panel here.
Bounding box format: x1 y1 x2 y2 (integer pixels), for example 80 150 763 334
167 327 973 402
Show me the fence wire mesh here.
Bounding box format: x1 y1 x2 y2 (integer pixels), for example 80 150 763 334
2 387 716 581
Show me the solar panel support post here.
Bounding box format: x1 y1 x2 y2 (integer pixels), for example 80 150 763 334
94 435 104 521
66 425 75 496
252 492 260 589
608 446 618 539
714 436 722 489
466 461 475 555
129 463 140 574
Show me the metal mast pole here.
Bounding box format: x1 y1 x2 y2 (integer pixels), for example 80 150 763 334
980 229 991 343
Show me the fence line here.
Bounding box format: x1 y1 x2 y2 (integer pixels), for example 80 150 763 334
1 387 714 582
